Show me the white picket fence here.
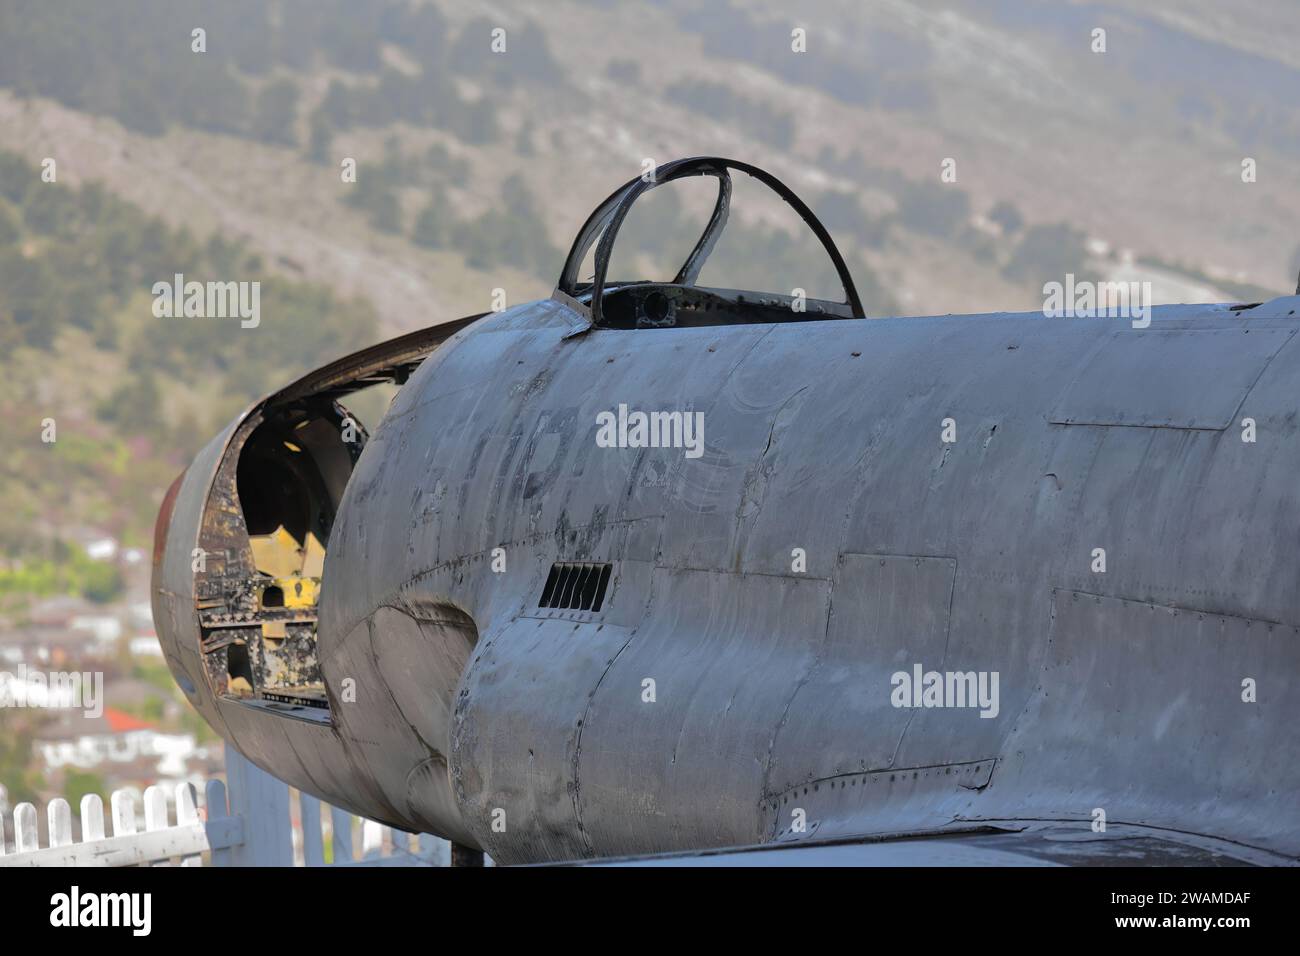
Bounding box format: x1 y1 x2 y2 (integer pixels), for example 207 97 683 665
0 743 449 867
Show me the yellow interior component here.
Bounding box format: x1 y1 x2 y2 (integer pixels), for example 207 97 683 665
249 525 304 578
301 531 326 578
249 525 326 582
273 576 319 609
261 620 287 639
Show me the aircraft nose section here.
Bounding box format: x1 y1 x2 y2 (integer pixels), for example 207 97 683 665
152 469 187 572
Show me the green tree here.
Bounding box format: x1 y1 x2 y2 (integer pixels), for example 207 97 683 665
412 192 451 248
63 770 107 814
319 80 354 128
0 711 41 806
897 180 971 237
0 248 58 349
97 369 164 437
988 200 1024 236
0 151 35 204
1003 222 1094 285
250 78 300 146
344 172 402 234
0 201 21 245
306 109 333 165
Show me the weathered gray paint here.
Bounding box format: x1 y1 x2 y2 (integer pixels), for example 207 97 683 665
152 216 1300 864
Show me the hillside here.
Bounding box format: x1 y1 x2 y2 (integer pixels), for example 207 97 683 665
3 0 1300 600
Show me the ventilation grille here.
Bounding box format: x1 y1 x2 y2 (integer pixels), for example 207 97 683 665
539 562 612 612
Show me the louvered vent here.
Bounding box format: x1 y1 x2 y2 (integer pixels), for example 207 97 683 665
538 562 612 612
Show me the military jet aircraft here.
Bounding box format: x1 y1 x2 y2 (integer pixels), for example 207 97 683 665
152 157 1300 865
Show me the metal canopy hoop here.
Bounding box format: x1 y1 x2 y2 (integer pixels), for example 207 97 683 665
556 156 866 326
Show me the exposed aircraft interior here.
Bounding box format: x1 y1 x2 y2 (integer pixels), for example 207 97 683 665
197 399 360 715
180 319 479 721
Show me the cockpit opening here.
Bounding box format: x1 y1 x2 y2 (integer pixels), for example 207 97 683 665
183 320 476 722
193 399 364 718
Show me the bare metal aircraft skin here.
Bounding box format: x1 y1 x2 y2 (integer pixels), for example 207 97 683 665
152 159 1300 865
